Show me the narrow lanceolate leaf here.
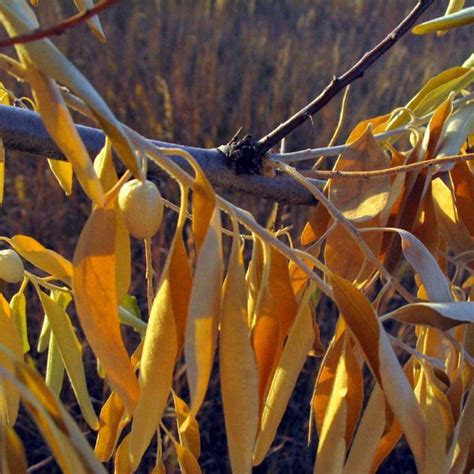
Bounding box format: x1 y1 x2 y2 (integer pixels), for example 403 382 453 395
0 137 5 206
185 207 223 417
0 295 22 425
436 102 474 161
173 393 201 459
8 235 72 284
9 289 29 354
314 334 362 474
0 1 139 177
432 177 473 254
450 159 474 237
390 228 452 302
73 0 106 42
47 159 73 196
253 289 315 465
330 274 426 471
94 138 131 301
388 301 474 330
45 333 65 397
94 391 126 462
174 441 202 474
130 189 189 469
25 66 104 204
37 289 99 429
329 126 391 223
1 424 27 474
73 202 139 415
412 7 474 34
220 217 259 473
129 279 178 469
386 67 474 130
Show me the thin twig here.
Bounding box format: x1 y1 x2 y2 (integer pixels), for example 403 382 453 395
301 153 474 180
0 0 120 49
257 0 435 153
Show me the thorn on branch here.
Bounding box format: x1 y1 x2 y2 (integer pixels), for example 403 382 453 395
222 132 266 175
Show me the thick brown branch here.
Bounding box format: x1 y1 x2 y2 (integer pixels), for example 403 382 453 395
0 0 120 49
256 0 435 154
0 105 318 205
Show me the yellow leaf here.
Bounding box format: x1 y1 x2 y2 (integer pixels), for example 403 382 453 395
330 274 426 470
94 138 131 301
8 235 72 285
9 289 29 354
94 391 127 462
329 126 391 222
129 278 178 469
114 433 132 474
175 441 202 474
25 65 104 204
0 294 22 425
220 218 258 472
0 137 4 206
432 177 473 254
192 170 216 254
1 423 27 474
37 289 99 429
386 67 474 130
185 207 223 417
253 288 315 465
173 393 201 459
73 202 139 415
47 158 73 195
450 159 474 237
412 7 474 34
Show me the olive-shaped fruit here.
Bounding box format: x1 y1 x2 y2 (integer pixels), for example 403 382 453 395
118 179 164 239
0 249 24 283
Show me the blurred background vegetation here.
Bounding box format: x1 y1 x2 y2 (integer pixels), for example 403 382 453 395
0 1 471 472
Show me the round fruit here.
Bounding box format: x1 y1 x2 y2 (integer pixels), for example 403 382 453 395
0 249 24 283
118 179 164 239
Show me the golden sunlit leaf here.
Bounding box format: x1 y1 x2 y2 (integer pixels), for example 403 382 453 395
330 127 391 222
114 433 132 474
0 295 22 425
9 289 29 354
0 137 4 206
73 202 139 415
47 158 73 195
1 423 27 474
185 207 223 417
173 392 201 459
450 160 474 237
330 274 426 470
253 289 315 465
94 391 126 462
25 65 104 204
129 278 178 469
44 332 64 397
220 217 258 472
8 235 72 284
175 441 202 474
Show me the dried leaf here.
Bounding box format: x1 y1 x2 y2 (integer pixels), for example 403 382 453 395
450 160 474 237
220 218 258 472
330 274 426 470
185 207 223 416
73 202 139 415
8 235 72 285
388 301 474 330
253 289 316 465
329 127 390 222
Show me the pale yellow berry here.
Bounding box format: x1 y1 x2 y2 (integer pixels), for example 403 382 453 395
118 179 164 239
0 249 24 283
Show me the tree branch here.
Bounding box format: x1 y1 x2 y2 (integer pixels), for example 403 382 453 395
256 0 435 154
0 105 320 205
0 0 120 49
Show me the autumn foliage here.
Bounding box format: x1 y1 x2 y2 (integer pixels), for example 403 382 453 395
0 1 473 473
